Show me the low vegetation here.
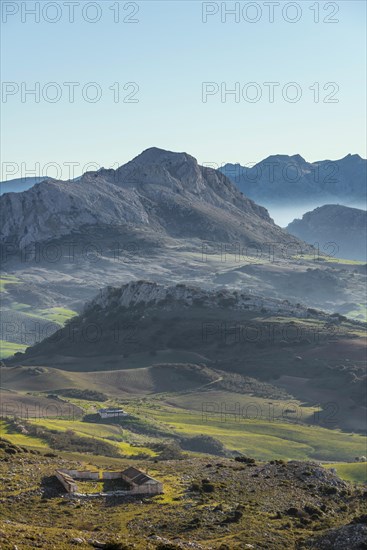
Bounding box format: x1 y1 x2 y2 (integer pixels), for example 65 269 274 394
52 388 108 402
0 339 27 359
0 438 366 549
323 462 367 484
5 418 122 458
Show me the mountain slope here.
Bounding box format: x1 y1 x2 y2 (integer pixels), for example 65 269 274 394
0 147 305 250
8 280 366 434
286 205 367 261
220 153 367 205
4 279 324 366
8 279 366 365
0 176 49 195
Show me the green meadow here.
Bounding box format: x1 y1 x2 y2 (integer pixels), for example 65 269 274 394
0 340 27 359
0 420 49 449
26 418 156 457
138 402 367 462
323 462 367 483
22 306 77 326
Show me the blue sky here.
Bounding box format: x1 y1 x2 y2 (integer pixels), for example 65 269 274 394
1 0 366 180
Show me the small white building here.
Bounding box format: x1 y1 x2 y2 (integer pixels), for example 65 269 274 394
98 408 129 419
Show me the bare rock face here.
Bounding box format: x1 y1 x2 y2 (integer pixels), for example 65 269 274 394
0 147 301 250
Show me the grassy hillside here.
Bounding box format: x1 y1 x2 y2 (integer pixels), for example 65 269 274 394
1 361 366 464
0 340 27 359
0 274 21 292
0 439 366 549
25 418 157 457
0 421 50 449
9 302 365 434
134 401 367 462
323 462 367 483
0 272 77 358
0 365 99 392
0 391 82 418
4 390 362 463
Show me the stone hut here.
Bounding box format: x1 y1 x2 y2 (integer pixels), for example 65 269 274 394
121 466 163 495
55 467 163 496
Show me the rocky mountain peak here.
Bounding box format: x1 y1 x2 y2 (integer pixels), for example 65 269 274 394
221 153 367 204
128 147 197 167
341 153 363 162
0 147 300 250
261 154 306 165
290 154 306 163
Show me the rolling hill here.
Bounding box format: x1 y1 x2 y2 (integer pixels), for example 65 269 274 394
286 204 367 261
6 280 366 434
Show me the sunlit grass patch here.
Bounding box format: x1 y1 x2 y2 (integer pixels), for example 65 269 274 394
22 306 77 326
27 418 156 457
0 420 49 449
340 303 367 322
0 275 21 292
0 340 27 359
300 254 365 265
323 461 367 483
36 307 77 324
140 403 367 462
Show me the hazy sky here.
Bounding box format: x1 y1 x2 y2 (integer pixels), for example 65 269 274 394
1 0 366 180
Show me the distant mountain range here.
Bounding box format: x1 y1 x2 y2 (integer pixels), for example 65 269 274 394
220 153 366 205
0 177 51 195
3 153 365 207
0 147 303 251
287 204 367 261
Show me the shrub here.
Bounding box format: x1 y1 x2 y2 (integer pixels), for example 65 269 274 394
154 442 184 460
7 418 120 457
201 481 215 493
53 388 108 402
180 435 226 456
235 456 255 464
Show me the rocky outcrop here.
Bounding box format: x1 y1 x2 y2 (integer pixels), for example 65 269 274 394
85 280 317 319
